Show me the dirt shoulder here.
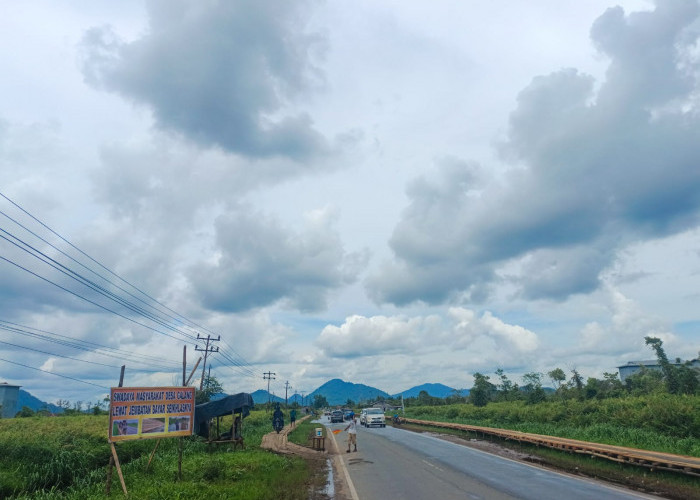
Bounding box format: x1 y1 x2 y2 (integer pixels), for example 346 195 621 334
260 417 354 500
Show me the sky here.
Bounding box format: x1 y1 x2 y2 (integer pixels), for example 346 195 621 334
1 0 700 407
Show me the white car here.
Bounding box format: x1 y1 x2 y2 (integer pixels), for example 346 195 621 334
360 407 386 428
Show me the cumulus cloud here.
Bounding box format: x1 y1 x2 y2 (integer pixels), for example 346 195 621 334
448 307 539 353
316 314 444 358
369 1 700 305
577 287 675 355
189 205 368 313
315 307 537 362
80 0 328 159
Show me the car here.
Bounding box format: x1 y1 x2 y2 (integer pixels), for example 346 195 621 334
360 407 386 427
330 410 344 423
344 410 354 421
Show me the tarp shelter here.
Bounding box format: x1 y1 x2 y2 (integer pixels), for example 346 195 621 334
194 392 254 438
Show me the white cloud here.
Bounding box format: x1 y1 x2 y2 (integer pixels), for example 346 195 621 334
2 0 699 405
316 314 443 358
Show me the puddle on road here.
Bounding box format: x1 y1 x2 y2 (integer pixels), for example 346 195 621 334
322 458 334 497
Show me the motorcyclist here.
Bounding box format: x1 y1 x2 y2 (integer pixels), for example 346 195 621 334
272 404 284 432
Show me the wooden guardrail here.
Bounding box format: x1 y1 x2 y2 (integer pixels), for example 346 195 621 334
401 418 700 477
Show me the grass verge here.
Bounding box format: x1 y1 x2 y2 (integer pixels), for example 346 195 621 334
0 411 321 499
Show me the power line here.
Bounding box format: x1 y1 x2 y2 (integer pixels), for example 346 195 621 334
0 356 110 389
0 230 198 341
0 192 259 385
0 319 181 369
0 255 194 344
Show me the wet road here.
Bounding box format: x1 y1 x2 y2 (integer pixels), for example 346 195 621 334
325 420 658 500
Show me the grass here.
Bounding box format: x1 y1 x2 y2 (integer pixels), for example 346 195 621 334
403 394 700 456
287 418 325 448
0 410 318 499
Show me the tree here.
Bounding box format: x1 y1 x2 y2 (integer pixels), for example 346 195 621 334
522 372 546 404
569 368 584 400
624 367 664 395
676 362 699 395
548 368 566 391
16 406 35 418
313 394 329 409
445 389 466 405
196 374 224 405
645 336 680 394
345 399 356 408
470 373 494 407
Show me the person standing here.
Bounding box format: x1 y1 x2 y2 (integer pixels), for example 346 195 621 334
345 415 358 452
290 408 297 428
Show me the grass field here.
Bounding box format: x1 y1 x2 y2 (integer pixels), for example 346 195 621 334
0 410 316 499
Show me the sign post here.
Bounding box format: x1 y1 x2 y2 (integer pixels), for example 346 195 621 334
109 387 195 442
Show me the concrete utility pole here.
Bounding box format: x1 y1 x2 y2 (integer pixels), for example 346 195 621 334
300 391 306 407
263 371 276 404
195 334 220 390
284 381 292 407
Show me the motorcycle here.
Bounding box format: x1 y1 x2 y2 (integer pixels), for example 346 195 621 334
392 414 402 425
273 415 284 434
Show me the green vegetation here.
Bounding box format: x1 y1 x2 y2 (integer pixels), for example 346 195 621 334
0 411 315 499
287 417 324 448
395 338 700 459
403 394 700 456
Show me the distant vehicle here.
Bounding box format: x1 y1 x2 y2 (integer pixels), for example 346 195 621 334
344 410 354 421
360 407 386 428
330 410 344 423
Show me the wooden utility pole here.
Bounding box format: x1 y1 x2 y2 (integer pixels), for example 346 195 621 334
284 381 292 407
195 334 220 390
106 365 126 496
263 371 276 405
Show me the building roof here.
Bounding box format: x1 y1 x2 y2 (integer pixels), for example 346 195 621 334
0 382 21 388
617 359 699 369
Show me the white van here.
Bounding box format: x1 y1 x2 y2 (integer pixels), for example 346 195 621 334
360 407 386 428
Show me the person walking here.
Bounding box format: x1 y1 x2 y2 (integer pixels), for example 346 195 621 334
290 408 297 428
345 414 358 452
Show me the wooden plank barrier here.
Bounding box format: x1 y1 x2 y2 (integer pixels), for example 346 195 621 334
402 418 700 477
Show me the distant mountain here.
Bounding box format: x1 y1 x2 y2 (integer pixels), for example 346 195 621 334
309 379 390 406
250 389 284 405
394 383 469 399
17 390 63 414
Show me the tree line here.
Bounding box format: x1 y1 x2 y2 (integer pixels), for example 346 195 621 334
391 336 698 409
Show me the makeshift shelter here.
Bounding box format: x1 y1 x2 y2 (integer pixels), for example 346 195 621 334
194 392 254 441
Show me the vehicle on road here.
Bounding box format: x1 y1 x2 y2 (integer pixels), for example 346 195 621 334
330 410 344 423
273 415 283 433
344 410 354 421
360 407 386 427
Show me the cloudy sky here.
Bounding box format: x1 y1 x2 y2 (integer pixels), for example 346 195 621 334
2 0 700 406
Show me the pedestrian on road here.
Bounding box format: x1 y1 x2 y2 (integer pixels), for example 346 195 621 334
290 408 297 428
345 415 357 452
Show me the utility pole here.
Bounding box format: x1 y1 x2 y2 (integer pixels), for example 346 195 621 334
195 334 220 390
284 381 292 407
300 391 305 408
263 371 276 405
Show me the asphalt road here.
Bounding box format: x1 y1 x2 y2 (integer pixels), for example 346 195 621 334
325 419 658 500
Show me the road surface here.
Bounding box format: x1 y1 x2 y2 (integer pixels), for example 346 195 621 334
325 419 658 500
